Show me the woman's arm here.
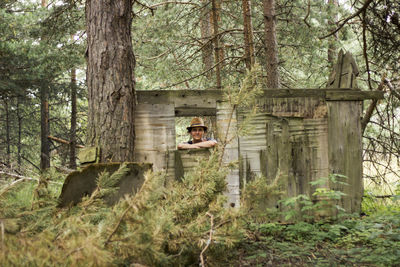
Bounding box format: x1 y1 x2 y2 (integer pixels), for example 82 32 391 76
194 140 217 148
177 140 217 150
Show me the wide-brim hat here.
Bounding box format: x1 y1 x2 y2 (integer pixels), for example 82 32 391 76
187 117 208 132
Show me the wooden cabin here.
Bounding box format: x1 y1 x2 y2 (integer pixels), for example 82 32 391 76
134 51 383 213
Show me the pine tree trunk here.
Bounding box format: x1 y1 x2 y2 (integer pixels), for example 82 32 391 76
242 0 255 70
201 0 214 78
211 0 222 89
4 98 11 166
40 0 50 171
40 85 50 170
86 0 136 162
69 68 77 169
263 0 280 88
17 96 22 169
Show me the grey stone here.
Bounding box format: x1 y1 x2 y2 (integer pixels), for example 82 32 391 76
58 162 152 207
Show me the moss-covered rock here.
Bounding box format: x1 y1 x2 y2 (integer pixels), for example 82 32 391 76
58 162 152 207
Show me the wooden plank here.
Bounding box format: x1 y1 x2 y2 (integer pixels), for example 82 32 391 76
136 89 382 105
136 90 220 107
326 90 384 101
217 102 240 207
265 118 279 183
174 107 216 117
239 113 330 216
329 49 344 88
238 112 268 182
327 101 363 214
262 89 326 98
134 104 176 171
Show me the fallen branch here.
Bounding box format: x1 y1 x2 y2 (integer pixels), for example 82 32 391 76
21 155 40 171
200 212 214 267
53 165 75 174
0 172 63 192
364 194 399 199
0 178 31 198
48 135 85 148
104 206 131 245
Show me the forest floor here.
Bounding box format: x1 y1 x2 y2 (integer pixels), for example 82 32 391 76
228 211 400 267
1 163 399 266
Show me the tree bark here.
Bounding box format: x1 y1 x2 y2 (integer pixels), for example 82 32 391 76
40 0 50 171
4 98 11 166
242 0 255 70
86 0 136 162
69 68 77 169
17 96 22 169
40 85 50 170
201 0 214 78
263 0 280 88
211 0 222 89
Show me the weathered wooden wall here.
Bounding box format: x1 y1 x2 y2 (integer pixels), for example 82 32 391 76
238 99 331 213
134 85 383 214
174 149 211 181
134 103 176 173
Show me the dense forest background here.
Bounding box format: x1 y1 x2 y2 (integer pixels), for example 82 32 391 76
1 0 400 266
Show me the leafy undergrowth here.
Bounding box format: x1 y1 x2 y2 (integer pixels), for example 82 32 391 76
235 212 400 266
1 154 400 266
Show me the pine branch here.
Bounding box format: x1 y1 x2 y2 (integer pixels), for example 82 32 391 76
319 0 373 40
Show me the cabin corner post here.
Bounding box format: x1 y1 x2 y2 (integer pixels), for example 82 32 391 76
326 50 363 214
216 101 240 207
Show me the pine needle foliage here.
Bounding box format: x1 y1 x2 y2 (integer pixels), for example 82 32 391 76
104 151 244 266
0 151 244 266
1 146 399 267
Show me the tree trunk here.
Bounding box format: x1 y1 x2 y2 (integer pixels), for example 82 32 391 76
200 0 214 78
263 0 280 88
40 0 50 171
40 85 50 170
17 96 22 169
242 0 255 70
4 98 11 166
86 0 136 162
327 0 338 68
211 0 222 89
69 68 77 169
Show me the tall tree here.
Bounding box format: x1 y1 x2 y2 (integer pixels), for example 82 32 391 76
263 0 280 88
4 98 11 166
86 0 136 162
16 96 22 169
211 0 223 89
40 0 50 171
40 84 50 171
200 0 214 78
69 68 77 169
242 0 255 70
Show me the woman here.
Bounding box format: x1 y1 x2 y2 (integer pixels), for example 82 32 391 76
177 117 217 150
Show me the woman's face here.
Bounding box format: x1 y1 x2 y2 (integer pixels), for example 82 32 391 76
190 127 205 142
